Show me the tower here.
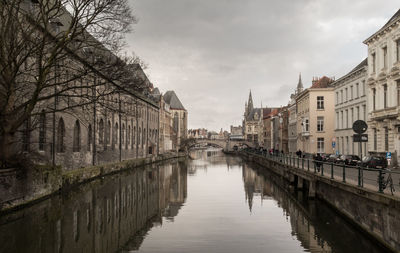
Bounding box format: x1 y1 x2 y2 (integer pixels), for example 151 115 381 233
296 73 304 94
248 90 254 112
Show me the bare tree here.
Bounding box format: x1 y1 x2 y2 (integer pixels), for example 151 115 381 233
0 0 140 165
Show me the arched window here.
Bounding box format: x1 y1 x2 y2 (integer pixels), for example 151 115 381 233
121 124 125 145
88 124 92 151
173 112 179 132
57 118 65 153
22 117 31 152
113 123 118 149
133 126 136 146
138 127 141 145
127 125 131 147
39 111 46 151
99 119 104 144
107 120 111 144
73 120 81 152
142 128 145 147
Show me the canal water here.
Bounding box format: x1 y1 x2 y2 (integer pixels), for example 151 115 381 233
0 149 388 253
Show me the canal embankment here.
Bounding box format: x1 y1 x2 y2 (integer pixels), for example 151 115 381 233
0 152 186 213
240 151 400 252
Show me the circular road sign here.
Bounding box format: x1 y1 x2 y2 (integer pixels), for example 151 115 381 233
352 120 368 134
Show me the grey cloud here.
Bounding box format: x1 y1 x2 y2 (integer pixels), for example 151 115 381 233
127 0 399 131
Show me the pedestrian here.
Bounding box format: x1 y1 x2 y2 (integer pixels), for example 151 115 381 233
316 153 322 172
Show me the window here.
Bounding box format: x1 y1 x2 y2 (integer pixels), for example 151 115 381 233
57 118 65 153
372 88 376 110
350 85 353 100
350 108 354 125
356 106 360 120
385 127 389 151
336 112 339 129
345 109 348 128
304 119 309 132
340 90 343 103
113 123 118 149
317 96 324 109
372 52 376 72
362 81 365 96
133 126 136 146
336 92 339 105
383 46 388 69
383 84 388 108
107 121 111 144
356 83 359 98
99 119 104 144
346 136 349 154
88 124 92 151
39 111 46 151
341 111 343 129
22 118 31 152
127 125 131 148
373 129 377 150
317 116 324 132
397 80 400 106
121 124 125 145
317 138 324 153
362 105 366 121
397 39 400 62
138 127 141 145
345 88 348 102
73 120 81 152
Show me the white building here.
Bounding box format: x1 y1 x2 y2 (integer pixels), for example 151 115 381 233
333 59 368 157
364 9 400 165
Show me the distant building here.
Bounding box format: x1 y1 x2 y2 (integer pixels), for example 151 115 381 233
163 91 188 151
188 128 208 139
333 59 368 157
364 9 400 165
288 74 304 153
230 125 244 140
243 91 263 146
296 76 335 154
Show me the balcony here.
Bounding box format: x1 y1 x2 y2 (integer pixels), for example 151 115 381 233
302 131 310 137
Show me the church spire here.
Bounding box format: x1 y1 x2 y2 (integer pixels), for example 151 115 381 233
248 90 254 111
296 73 303 94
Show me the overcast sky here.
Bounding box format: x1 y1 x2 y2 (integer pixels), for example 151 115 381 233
126 0 399 132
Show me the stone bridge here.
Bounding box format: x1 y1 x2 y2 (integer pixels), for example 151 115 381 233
190 139 255 151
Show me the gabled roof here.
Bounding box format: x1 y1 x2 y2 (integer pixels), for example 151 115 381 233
163 90 185 110
364 9 400 44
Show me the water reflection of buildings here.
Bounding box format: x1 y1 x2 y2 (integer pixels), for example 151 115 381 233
188 149 243 175
242 164 332 252
0 161 187 253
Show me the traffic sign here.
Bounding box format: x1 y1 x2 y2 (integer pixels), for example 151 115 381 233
386 152 392 159
353 120 368 134
353 134 368 142
332 141 336 148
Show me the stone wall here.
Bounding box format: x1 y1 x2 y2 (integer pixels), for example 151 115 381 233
0 152 185 213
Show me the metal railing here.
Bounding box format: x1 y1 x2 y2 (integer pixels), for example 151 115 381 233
243 149 399 196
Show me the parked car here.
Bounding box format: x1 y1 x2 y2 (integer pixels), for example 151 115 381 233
340 155 361 166
327 154 340 163
359 156 388 169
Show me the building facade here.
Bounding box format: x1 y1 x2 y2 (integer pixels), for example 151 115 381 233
296 77 335 154
288 74 304 153
243 91 263 146
333 59 368 157
163 91 188 151
364 10 400 165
